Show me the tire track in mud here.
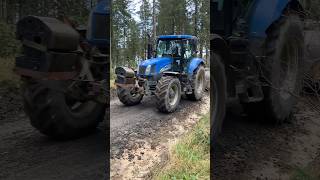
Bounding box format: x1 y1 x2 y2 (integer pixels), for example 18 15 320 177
213 98 320 180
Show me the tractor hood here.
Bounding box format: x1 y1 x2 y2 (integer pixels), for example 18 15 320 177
138 57 173 76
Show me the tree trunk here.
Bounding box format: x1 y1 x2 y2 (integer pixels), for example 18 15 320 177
152 0 156 48
194 0 198 36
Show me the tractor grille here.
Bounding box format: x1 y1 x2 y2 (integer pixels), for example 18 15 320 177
149 84 156 91
147 80 157 91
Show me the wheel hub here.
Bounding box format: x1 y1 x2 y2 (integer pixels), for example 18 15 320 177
196 71 204 94
168 84 179 106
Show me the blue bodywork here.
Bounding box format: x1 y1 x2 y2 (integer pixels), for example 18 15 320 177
188 58 204 75
138 35 205 78
246 0 292 39
139 57 173 77
138 57 204 77
87 0 109 47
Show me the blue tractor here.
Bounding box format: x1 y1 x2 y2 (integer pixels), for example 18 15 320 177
115 35 206 113
14 0 109 139
210 0 305 140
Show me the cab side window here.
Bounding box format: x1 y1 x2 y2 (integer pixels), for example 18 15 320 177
184 40 192 59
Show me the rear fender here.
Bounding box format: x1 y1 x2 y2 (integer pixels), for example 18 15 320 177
187 58 205 76
247 0 304 39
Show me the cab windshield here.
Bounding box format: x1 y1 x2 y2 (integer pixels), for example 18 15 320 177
156 39 193 59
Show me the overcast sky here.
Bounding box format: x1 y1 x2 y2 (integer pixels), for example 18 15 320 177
129 0 195 23
130 0 141 22
129 0 154 22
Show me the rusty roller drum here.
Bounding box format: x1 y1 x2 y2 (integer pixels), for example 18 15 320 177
16 16 79 51
15 16 106 139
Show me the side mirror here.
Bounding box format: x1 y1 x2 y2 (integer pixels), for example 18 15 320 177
147 43 153 59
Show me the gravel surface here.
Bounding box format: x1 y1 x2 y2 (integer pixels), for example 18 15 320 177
110 93 210 179
213 98 320 179
0 86 107 180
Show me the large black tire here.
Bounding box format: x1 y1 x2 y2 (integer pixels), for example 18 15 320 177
210 53 227 142
22 81 106 139
117 87 143 106
243 14 304 123
155 76 181 113
187 65 206 101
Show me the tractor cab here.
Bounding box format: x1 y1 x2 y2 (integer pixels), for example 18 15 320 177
156 35 198 59
156 35 198 73
138 35 200 78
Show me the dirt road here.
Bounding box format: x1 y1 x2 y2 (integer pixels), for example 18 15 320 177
0 86 107 180
213 98 320 179
110 95 205 157
110 70 210 159
110 94 210 179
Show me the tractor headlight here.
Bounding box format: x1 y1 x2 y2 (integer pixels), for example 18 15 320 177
160 64 171 73
145 65 151 75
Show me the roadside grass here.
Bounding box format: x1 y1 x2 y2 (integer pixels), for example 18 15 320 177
0 57 20 87
291 166 320 180
155 113 210 180
110 78 115 89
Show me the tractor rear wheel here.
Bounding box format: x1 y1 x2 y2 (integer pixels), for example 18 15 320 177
22 81 106 139
210 53 227 142
243 14 304 123
117 86 143 106
187 65 206 101
155 76 181 113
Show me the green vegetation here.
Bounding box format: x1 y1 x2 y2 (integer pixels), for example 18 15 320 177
0 21 19 57
0 0 99 58
110 78 116 89
155 113 210 180
0 57 20 86
291 166 320 180
0 0 98 24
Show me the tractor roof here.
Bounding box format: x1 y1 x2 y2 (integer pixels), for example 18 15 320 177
158 35 197 40
94 0 109 15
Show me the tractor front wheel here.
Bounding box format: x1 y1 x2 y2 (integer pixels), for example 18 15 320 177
187 65 206 101
155 76 181 113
